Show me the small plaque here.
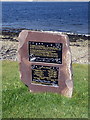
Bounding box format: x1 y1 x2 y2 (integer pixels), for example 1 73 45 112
31 65 59 86
29 41 62 64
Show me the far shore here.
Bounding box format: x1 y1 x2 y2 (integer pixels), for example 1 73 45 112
0 28 89 64
2 27 90 42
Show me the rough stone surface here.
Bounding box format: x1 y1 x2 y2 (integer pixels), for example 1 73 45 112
18 30 73 98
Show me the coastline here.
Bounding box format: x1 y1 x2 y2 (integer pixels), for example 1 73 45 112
0 28 89 64
2 27 90 42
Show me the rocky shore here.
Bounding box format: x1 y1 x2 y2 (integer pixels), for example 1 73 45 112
0 28 89 64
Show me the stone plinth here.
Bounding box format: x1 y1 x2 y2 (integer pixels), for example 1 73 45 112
18 30 73 98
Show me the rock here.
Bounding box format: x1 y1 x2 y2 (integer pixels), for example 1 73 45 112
0 41 18 61
18 30 73 98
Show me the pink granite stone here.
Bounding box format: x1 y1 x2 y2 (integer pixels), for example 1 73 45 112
18 30 73 98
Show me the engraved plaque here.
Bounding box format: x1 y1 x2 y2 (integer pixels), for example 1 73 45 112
29 41 62 64
31 65 59 86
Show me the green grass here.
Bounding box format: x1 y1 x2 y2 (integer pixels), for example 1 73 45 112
2 60 88 118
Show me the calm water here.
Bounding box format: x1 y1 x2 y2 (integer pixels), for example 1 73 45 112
2 2 88 35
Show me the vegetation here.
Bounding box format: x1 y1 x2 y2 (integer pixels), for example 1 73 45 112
2 61 88 118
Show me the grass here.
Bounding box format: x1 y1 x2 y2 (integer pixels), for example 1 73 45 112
2 60 88 118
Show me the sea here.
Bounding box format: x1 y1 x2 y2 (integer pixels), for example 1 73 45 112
2 2 89 35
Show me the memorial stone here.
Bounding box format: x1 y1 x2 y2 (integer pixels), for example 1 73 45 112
18 30 73 97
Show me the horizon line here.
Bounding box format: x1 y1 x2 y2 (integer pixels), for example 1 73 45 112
1 0 89 1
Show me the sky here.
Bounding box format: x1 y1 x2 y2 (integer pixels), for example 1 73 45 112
1 0 89 1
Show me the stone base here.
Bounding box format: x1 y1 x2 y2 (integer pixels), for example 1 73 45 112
18 30 73 98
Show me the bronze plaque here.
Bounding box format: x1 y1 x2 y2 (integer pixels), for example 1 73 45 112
31 65 59 86
29 41 62 64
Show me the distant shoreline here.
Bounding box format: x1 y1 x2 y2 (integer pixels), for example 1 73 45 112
2 27 89 42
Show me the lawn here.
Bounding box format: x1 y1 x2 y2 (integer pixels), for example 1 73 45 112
2 60 88 118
